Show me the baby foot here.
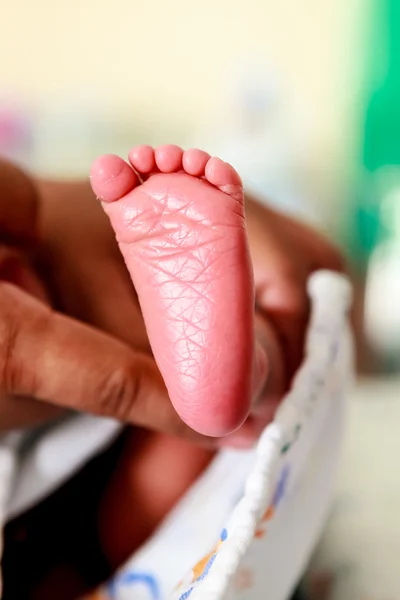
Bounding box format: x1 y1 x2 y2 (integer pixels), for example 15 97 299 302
90 145 266 436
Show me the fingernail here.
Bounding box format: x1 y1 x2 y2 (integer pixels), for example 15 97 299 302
251 340 269 405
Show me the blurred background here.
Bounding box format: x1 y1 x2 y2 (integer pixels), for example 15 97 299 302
0 0 391 369
1 0 400 598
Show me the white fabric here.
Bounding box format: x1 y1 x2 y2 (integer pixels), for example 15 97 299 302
6 414 122 521
0 271 353 600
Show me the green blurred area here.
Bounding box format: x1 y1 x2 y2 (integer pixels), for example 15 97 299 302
350 0 400 268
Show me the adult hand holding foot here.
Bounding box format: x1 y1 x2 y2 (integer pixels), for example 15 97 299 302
0 150 343 440
1 151 344 599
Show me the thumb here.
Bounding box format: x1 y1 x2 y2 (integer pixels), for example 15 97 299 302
0 283 196 439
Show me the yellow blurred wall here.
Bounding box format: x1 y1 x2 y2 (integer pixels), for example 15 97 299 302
1 0 366 170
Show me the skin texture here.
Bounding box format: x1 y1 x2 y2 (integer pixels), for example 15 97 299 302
90 146 262 436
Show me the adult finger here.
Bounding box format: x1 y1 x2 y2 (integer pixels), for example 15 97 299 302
250 226 310 377
0 283 199 440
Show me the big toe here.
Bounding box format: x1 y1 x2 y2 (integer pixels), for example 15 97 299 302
90 154 139 202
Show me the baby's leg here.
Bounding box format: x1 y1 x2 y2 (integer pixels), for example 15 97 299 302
91 146 267 437
97 429 214 570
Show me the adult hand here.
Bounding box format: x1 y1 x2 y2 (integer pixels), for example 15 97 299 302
246 197 345 378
